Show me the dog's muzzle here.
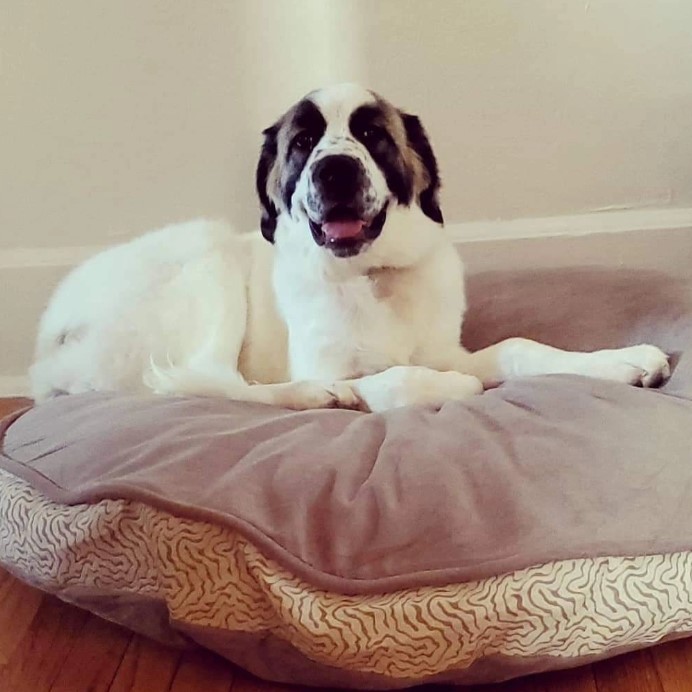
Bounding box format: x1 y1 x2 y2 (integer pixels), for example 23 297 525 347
312 154 363 203
308 155 387 258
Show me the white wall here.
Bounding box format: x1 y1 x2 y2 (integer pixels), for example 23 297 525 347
2 0 692 386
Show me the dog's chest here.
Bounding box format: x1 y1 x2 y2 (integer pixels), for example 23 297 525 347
281 268 425 380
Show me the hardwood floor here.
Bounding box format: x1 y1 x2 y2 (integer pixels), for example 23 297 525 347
1 397 691 692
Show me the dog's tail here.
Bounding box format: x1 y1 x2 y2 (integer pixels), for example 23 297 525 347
143 356 252 399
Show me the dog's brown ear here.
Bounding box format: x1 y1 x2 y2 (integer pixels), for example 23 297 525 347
402 113 444 225
256 124 279 242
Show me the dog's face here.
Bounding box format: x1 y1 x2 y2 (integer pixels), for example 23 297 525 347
256 83 443 258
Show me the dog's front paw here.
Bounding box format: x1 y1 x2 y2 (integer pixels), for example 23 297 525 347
355 366 483 412
586 344 670 387
280 380 364 411
320 381 365 410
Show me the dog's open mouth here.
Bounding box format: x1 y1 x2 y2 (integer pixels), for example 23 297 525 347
309 205 388 258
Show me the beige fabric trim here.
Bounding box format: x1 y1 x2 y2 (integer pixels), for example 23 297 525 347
2 468 691 680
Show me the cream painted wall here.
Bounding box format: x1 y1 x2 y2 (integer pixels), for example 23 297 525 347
2 0 692 249
355 1 692 220
0 0 361 249
1 0 692 384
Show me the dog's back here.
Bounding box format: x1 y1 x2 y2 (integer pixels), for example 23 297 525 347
30 219 273 400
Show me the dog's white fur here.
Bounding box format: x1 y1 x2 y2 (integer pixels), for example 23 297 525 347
31 84 669 411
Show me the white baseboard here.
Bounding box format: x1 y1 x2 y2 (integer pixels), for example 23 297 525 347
446 206 692 243
1 207 691 269
0 376 30 398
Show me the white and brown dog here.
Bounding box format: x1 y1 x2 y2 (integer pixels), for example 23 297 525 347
30 83 669 411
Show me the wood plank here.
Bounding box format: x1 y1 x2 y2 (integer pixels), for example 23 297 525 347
0 397 31 418
650 636 692 692
0 594 90 692
526 665 599 692
108 634 182 692
167 648 236 692
0 570 45 665
466 664 598 692
593 649 665 692
230 670 307 692
47 611 133 692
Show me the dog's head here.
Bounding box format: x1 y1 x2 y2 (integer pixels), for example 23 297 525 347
256 83 443 259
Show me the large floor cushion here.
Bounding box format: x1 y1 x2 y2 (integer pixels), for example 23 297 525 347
1 258 692 688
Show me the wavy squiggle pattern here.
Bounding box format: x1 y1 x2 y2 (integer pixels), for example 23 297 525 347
2 467 691 680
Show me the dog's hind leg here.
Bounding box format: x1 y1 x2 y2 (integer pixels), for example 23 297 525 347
146 360 362 410
142 261 363 410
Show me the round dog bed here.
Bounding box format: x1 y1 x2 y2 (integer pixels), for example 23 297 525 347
2 262 691 688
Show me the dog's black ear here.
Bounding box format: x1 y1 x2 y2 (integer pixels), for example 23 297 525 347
402 113 444 225
256 124 279 243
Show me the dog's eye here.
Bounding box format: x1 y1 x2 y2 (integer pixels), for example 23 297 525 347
293 132 316 151
359 126 385 143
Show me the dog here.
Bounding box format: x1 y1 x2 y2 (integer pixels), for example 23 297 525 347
30 83 669 412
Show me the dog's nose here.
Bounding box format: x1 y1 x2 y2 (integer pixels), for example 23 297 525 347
312 155 363 200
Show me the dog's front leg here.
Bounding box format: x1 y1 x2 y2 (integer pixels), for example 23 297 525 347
428 338 670 389
289 341 484 412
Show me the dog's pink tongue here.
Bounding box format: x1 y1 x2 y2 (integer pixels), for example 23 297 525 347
322 220 365 241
